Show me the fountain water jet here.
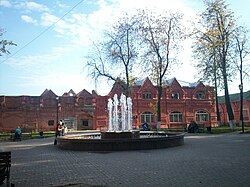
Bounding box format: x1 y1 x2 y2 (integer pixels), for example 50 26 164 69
107 93 132 132
103 93 139 139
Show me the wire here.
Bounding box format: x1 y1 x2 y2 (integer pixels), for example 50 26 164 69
0 0 85 65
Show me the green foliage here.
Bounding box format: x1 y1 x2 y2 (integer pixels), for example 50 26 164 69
192 0 240 123
192 0 237 89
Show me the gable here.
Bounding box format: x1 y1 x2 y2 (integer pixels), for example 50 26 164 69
40 89 57 99
193 82 206 93
168 78 184 94
107 79 126 98
77 89 92 98
138 77 156 94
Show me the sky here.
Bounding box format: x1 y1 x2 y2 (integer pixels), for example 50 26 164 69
0 0 250 96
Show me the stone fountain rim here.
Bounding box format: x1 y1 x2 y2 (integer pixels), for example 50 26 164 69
57 131 185 151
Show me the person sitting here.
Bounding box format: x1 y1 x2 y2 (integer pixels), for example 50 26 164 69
142 122 150 131
14 126 22 141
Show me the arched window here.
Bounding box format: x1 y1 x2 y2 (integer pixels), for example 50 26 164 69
196 110 209 122
142 92 152 99
196 92 205 99
141 112 154 123
170 111 183 122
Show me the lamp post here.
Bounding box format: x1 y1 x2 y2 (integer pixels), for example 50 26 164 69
239 84 244 133
56 97 60 125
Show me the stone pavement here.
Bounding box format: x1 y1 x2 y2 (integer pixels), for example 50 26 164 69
0 132 250 187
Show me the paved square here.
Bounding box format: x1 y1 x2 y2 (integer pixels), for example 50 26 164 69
1 132 250 187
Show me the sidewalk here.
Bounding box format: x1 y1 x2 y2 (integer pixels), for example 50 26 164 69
1 132 250 187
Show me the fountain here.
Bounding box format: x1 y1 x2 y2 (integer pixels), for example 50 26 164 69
57 93 185 151
101 93 140 139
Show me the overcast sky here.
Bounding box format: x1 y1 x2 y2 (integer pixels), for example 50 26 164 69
0 0 249 96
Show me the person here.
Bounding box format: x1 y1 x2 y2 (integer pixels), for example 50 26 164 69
55 122 62 137
188 121 198 133
62 123 68 136
142 122 150 131
14 126 22 141
61 120 65 136
54 122 61 145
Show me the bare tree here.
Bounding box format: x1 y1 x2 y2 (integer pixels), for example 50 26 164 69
136 9 185 129
234 26 250 133
0 29 16 57
86 15 138 96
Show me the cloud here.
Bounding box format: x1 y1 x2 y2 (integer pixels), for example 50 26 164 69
6 42 78 70
4 0 204 96
0 0 11 8
21 15 38 25
55 1 69 9
18 1 49 13
16 67 97 96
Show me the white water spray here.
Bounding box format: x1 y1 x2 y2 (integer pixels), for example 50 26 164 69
107 93 133 131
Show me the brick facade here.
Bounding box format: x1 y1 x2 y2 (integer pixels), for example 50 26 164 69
0 89 96 132
218 90 250 126
0 78 218 132
95 77 217 130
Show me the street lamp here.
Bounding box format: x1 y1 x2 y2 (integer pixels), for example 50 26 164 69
56 97 61 125
239 84 244 133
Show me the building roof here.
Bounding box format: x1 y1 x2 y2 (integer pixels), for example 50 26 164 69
135 77 198 88
218 90 250 103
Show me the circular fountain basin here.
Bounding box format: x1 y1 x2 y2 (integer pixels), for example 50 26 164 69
57 131 185 151
101 130 140 139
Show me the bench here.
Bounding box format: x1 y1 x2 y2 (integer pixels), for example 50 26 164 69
197 124 205 133
169 124 187 132
0 151 11 186
188 123 205 133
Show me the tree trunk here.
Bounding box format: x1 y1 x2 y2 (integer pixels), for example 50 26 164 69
240 85 244 133
224 79 235 129
214 74 221 127
239 47 244 133
157 85 162 130
215 88 221 127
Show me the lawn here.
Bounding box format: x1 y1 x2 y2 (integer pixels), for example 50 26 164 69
0 132 55 141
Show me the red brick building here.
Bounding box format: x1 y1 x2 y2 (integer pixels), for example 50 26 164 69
0 89 97 132
218 90 250 126
0 77 218 132
95 77 217 130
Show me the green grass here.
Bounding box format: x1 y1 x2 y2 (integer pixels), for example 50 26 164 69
160 126 250 134
0 132 55 141
209 126 249 134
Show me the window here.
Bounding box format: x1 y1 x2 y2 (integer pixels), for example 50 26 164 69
243 109 249 121
141 112 154 123
85 97 92 105
170 112 183 122
196 92 205 99
48 120 54 126
196 110 209 122
142 92 152 99
80 119 89 126
171 92 180 99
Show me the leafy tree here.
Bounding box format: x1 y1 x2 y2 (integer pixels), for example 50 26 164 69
192 8 224 126
193 0 237 128
136 9 185 129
